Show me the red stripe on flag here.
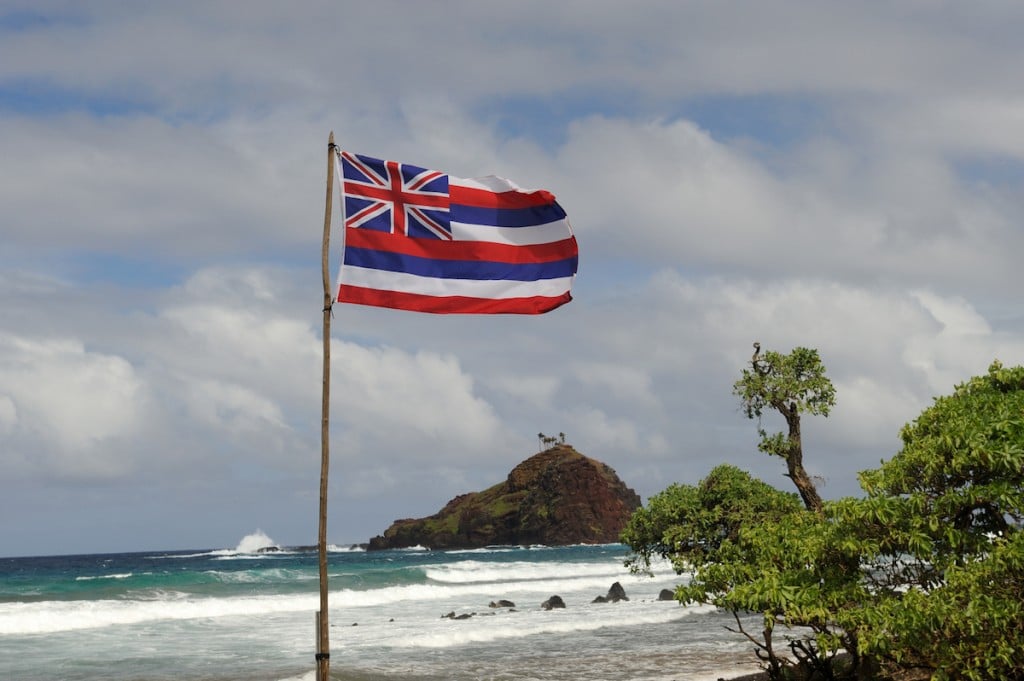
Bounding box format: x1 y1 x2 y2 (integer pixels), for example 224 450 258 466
337 285 572 315
344 228 577 264
449 185 557 209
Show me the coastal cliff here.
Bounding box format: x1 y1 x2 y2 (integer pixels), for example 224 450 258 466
367 445 641 550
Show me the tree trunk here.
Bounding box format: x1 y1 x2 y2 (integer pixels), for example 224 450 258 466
782 401 824 513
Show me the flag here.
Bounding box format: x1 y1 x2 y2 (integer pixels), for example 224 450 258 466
335 151 577 314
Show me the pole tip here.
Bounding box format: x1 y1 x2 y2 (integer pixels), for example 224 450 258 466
328 131 335 145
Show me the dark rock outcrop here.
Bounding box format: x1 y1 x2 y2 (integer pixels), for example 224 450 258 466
489 600 516 608
658 588 676 601
592 581 628 603
541 595 566 610
442 611 475 620
367 445 641 550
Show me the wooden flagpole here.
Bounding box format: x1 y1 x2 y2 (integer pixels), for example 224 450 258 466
316 131 336 681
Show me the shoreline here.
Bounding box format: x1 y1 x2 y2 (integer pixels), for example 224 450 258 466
720 672 767 681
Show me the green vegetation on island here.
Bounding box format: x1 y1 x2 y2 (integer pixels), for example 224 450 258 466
623 347 1024 681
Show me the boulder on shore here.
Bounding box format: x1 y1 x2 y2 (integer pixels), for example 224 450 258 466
541 595 565 610
592 581 628 603
442 611 474 620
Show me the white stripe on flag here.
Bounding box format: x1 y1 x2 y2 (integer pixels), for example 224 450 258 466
452 175 527 193
449 219 574 246
341 266 575 300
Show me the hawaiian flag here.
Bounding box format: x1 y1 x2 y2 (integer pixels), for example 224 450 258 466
335 151 578 314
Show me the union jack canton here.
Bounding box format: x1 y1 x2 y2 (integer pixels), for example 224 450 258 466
340 152 453 240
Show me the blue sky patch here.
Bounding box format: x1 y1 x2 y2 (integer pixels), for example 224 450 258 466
0 80 152 117
678 93 832 148
955 155 1024 189
476 91 831 151
68 253 186 289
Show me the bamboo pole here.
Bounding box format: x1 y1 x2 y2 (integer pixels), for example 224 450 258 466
317 131 336 681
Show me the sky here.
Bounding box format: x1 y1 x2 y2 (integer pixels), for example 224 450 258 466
2 1 1024 558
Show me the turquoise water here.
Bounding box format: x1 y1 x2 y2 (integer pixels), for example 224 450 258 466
0 537 762 681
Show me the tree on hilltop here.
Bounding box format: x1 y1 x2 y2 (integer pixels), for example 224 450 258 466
537 432 563 451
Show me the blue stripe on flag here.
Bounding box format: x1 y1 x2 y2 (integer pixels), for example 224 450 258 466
450 202 566 228
344 247 578 281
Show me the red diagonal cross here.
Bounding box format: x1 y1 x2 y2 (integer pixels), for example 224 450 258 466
350 161 447 235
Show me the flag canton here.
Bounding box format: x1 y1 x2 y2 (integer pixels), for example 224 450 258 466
341 152 452 240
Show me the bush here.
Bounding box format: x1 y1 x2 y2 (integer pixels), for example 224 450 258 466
624 361 1024 680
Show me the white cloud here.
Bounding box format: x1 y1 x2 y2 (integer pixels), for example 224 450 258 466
854 96 1024 159
568 362 658 410
912 290 992 337
331 342 505 457
183 379 287 438
5 1 1024 555
550 112 1024 303
565 405 643 454
0 396 17 435
902 290 1024 394
0 333 149 478
0 116 322 259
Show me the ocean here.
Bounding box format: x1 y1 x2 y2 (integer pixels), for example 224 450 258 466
0 533 763 681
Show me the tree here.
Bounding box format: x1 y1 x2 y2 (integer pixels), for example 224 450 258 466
734 344 835 512
622 464 803 574
623 465 861 678
832 361 1024 680
622 346 850 677
537 432 560 451
625 359 1024 680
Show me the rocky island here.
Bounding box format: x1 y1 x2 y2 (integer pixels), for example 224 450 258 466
367 444 641 550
